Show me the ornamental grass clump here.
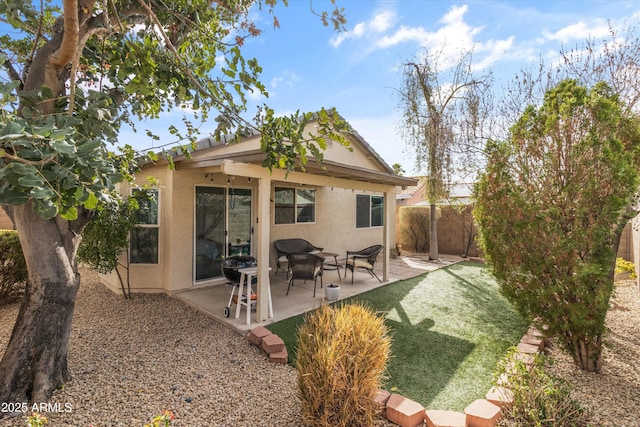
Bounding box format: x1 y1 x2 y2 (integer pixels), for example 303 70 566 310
295 302 391 427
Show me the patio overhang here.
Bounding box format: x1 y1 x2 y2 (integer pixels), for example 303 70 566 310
175 149 417 189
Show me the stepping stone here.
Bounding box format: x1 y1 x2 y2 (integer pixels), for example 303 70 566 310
512 351 535 367
260 333 285 354
516 342 540 354
464 399 501 427
372 388 391 415
503 351 535 375
496 372 510 386
247 326 272 346
425 409 467 427
520 333 544 350
485 386 513 409
527 326 544 338
385 393 425 427
268 347 288 364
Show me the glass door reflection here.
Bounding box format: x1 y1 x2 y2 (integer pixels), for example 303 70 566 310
227 188 252 256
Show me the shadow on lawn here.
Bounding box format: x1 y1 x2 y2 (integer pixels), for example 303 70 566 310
268 261 522 410
443 263 527 339
381 296 475 408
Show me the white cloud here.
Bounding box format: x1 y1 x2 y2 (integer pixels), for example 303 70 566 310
270 70 300 88
370 9 396 32
330 9 397 47
376 5 481 51
373 4 510 71
441 4 469 26
376 26 430 49
472 37 515 71
543 20 611 44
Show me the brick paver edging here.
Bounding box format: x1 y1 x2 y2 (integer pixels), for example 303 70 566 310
245 323 546 427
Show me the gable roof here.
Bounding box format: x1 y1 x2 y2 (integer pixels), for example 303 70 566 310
160 113 417 188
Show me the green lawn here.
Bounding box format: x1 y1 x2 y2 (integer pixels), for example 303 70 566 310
268 261 528 412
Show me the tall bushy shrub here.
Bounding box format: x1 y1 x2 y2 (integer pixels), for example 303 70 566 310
0 230 28 303
295 303 391 427
475 80 640 372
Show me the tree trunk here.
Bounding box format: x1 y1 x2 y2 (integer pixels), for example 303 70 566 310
568 335 603 373
429 202 438 260
0 202 85 403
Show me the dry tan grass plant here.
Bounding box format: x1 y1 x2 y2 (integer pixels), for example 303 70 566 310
295 302 392 427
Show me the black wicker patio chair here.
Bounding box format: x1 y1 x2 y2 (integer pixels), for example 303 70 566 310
286 252 324 297
274 238 323 277
345 245 383 284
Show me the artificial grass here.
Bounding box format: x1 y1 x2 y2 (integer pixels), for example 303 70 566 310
267 261 528 412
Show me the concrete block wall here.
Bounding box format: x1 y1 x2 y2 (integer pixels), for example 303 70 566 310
398 205 635 262
397 205 479 257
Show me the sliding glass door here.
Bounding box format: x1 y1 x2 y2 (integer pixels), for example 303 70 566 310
194 186 252 282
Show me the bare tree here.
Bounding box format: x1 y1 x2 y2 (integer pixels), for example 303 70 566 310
397 48 492 259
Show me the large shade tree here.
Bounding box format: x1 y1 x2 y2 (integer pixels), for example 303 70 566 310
0 0 347 403
474 79 640 372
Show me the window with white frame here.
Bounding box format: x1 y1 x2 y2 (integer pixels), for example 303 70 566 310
356 194 384 228
130 188 159 264
274 187 316 224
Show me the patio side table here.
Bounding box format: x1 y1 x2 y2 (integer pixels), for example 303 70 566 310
317 252 342 281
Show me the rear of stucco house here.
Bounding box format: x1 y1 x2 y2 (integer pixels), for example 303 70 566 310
98 117 416 320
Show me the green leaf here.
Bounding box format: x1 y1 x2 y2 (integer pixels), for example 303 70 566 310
17 174 44 188
33 198 57 219
0 189 29 205
33 122 55 138
83 192 99 209
51 140 76 154
60 206 78 221
74 185 85 200
50 127 76 141
9 163 37 175
30 186 55 199
77 139 101 154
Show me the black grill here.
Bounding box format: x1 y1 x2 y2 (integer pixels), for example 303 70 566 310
222 255 257 283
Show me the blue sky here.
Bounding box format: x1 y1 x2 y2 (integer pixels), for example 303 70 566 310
96 1 640 172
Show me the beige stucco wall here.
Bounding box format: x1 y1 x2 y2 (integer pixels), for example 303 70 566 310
100 165 397 294
0 209 14 230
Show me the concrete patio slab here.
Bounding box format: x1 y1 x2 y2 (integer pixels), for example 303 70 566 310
174 254 463 333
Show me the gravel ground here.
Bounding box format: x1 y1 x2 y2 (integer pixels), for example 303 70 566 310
0 269 305 427
1 271 638 426
544 280 640 427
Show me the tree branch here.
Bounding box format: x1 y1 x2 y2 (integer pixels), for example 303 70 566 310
137 0 211 98
1 51 23 88
50 0 80 67
136 0 248 129
68 23 109 116
0 148 55 167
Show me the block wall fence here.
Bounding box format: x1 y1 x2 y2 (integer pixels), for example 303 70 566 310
396 205 635 262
